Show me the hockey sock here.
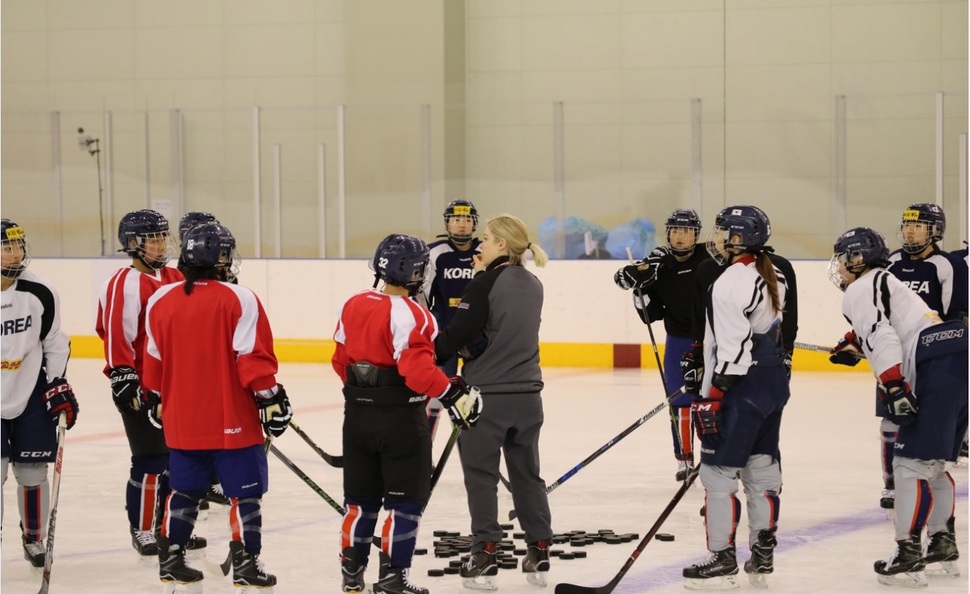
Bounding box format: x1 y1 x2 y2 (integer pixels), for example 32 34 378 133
895 478 933 541
880 423 897 488
128 454 167 531
381 501 423 568
926 471 955 535
14 463 49 542
703 491 742 551
671 406 693 459
159 488 204 547
342 500 380 566
229 497 264 555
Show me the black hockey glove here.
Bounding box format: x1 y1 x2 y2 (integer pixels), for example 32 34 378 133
680 342 704 395
438 376 483 429
878 365 917 426
144 391 163 430
43 378 78 430
829 331 862 367
109 366 143 415
783 349 793 381
613 248 665 291
256 385 293 438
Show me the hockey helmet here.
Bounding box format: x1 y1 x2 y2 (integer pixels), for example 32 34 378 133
897 203 945 254
706 205 771 265
178 211 219 242
370 234 430 291
181 222 238 273
118 209 175 269
828 226 890 291
443 199 479 243
665 208 702 256
1 218 30 280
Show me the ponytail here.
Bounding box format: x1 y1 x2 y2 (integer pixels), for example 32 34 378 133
755 252 783 314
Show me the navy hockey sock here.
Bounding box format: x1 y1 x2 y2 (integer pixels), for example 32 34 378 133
381 501 423 568
342 500 380 566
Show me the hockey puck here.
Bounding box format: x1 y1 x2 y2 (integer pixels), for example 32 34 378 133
414 548 428 555
443 566 461 575
559 552 575 560
428 569 445 577
513 548 526 556
655 533 675 542
573 550 587 559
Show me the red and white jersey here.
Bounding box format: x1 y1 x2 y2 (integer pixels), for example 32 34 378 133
332 289 450 398
143 280 279 450
96 265 183 379
1 271 71 419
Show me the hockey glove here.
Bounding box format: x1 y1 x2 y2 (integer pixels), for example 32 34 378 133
43 378 78 430
829 331 862 367
613 251 664 292
438 376 483 429
144 391 163 430
680 342 704 395
878 365 917 426
783 349 793 381
256 385 293 438
109 366 143 415
690 398 722 448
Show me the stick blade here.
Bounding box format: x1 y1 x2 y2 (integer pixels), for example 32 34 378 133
555 582 612 594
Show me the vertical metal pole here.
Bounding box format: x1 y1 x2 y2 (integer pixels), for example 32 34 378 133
170 109 185 215
51 111 64 255
691 98 704 214
337 105 347 259
144 112 151 204
104 111 114 256
421 104 433 236
317 143 328 257
936 91 944 206
253 106 262 258
553 101 565 259
273 143 282 258
835 95 847 233
960 133 967 246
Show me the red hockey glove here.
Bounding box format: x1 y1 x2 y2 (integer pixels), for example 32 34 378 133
829 331 862 367
43 378 78 430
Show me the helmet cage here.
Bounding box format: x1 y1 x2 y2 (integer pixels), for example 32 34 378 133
705 206 769 265
1 220 30 280
828 227 889 291
118 210 176 269
443 200 479 243
897 204 945 254
665 209 702 256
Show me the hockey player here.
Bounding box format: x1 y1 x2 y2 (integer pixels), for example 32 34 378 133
434 214 554 590
682 206 791 590
95 209 205 558
420 199 482 439
1 219 78 568
613 208 710 481
333 234 481 594
143 222 291 590
827 227 966 586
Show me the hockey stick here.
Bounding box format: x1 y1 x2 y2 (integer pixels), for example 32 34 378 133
430 424 462 493
554 464 701 594
509 386 686 521
37 414 67 594
794 341 864 358
289 419 343 468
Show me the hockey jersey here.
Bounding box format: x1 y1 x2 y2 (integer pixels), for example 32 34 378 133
96 265 183 379
143 280 279 450
333 289 450 399
1 271 71 419
888 248 958 321
420 238 481 328
636 248 710 338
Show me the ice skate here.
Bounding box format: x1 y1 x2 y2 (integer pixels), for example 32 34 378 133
874 539 926 588
205 483 231 506
131 526 159 557
231 539 277 591
186 534 208 554
676 457 695 482
22 535 45 568
342 546 367 593
683 547 739 590
374 565 428 594
159 536 204 594
923 529 960 578
743 530 776 589
461 541 498 591
522 539 550 587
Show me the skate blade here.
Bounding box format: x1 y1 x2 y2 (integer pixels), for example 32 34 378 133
235 586 274 593
875 570 927 588
462 576 498 591
138 553 160 567
684 575 740 591
162 581 203 594
747 573 769 589
925 561 960 578
525 571 548 587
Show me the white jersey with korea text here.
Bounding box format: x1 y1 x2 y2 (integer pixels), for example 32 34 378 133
1 270 71 419
841 268 941 386
702 259 786 394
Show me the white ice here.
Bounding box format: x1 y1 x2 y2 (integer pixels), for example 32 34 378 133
2 360 967 593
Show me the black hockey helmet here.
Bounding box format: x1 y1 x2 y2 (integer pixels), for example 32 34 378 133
443 199 479 243
828 226 890 291
182 223 237 269
1 218 30 280
118 209 174 269
370 234 429 292
706 205 771 265
665 208 702 256
897 202 945 254
178 211 219 242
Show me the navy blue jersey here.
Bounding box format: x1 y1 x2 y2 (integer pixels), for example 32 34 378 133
946 248 968 322
638 247 710 338
420 237 481 328
888 248 959 321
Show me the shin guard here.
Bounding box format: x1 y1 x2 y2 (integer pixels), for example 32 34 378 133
672 406 693 460
342 500 381 566
229 496 264 555
159 488 204 548
381 501 423 569
128 454 167 531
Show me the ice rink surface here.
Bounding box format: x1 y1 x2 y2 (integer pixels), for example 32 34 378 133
2 360 967 593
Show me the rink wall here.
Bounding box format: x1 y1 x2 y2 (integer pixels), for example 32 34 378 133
29 257 867 372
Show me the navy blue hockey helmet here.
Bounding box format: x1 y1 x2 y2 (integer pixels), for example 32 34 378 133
181 222 237 271
118 209 174 269
370 234 430 291
897 202 945 254
665 208 702 256
1 218 30 280
178 211 219 242
828 226 890 291
706 205 771 265
443 199 479 243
